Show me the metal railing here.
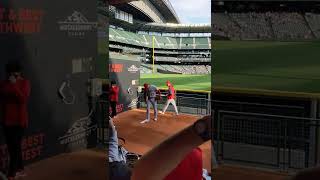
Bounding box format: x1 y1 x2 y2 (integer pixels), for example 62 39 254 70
212 99 306 117
138 91 211 116
214 110 320 172
96 99 108 147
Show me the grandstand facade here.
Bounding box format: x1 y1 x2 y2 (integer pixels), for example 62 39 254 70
109 0 211 75
212 1 320 40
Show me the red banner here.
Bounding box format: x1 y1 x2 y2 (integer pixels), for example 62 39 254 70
0 7 44 33
0 133 45 170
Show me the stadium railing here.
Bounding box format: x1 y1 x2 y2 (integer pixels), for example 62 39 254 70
138 90 211 116
96 99 109 147
214 110 320 173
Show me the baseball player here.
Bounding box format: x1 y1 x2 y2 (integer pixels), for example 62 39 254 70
141 83 159 124
160 80 178 115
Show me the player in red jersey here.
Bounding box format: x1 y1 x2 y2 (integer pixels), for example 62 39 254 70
160 80 178 116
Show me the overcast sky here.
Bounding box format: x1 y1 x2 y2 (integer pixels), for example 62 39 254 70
170 0 211 24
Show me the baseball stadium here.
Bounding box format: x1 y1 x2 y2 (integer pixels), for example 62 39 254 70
212 0 320 179
108 0 213 179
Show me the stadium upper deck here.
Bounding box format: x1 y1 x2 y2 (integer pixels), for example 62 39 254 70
109 0 179 23
109 0 211 76
109 28 211 50
212 1 320 40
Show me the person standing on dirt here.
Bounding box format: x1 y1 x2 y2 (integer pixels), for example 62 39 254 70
0 62 30 180
160 80 178 115
140 83 159 124
109 80 119 119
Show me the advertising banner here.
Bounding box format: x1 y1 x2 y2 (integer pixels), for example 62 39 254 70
0 0 97 173
109 57 140 114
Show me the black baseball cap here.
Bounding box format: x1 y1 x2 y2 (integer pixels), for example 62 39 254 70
5 61 22 73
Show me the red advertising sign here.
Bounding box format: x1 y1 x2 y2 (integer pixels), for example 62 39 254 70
109 64 123 73
0 7 44 33
109 103 124 115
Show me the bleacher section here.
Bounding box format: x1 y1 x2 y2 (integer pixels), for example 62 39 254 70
212 13 241 40
269 12 313 40
213 12 320 40
305 13 320 38
230 13 273 40
109 28 211 50
141 64 153 74
141 64 211 75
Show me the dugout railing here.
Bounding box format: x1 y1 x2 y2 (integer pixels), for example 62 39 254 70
95 89 211 147
96 99 108 147
214 110 320 173
138 89 211 116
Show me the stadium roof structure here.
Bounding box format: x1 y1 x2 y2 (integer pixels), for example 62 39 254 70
110 0 180 23
147 0 180 23
109 0 136 5
110 18 211 33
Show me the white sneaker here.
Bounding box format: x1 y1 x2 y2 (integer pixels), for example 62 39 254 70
159 111 164 115
140 119 149 124
154 118 157 121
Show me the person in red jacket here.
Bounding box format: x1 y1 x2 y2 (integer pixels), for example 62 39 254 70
0 62 30 180
164 148 203 180
131 115 211 180
109 80 119 118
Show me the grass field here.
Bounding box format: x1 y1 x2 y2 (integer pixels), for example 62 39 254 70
140 74 211 92
214 40 320 94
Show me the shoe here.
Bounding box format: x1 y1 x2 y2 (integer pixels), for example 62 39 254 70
16 170 27 178
154 118 157 121
140 120 149 124
159 111 164 114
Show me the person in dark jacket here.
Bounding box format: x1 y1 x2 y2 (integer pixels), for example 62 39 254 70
141 83 159 124
109 80 119 118
0 62 30 180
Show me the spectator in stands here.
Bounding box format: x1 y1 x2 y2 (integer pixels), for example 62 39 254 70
109 80 119 119
160 80 179 116
0 62 30 180
140 83 160 124
109 115 211 180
